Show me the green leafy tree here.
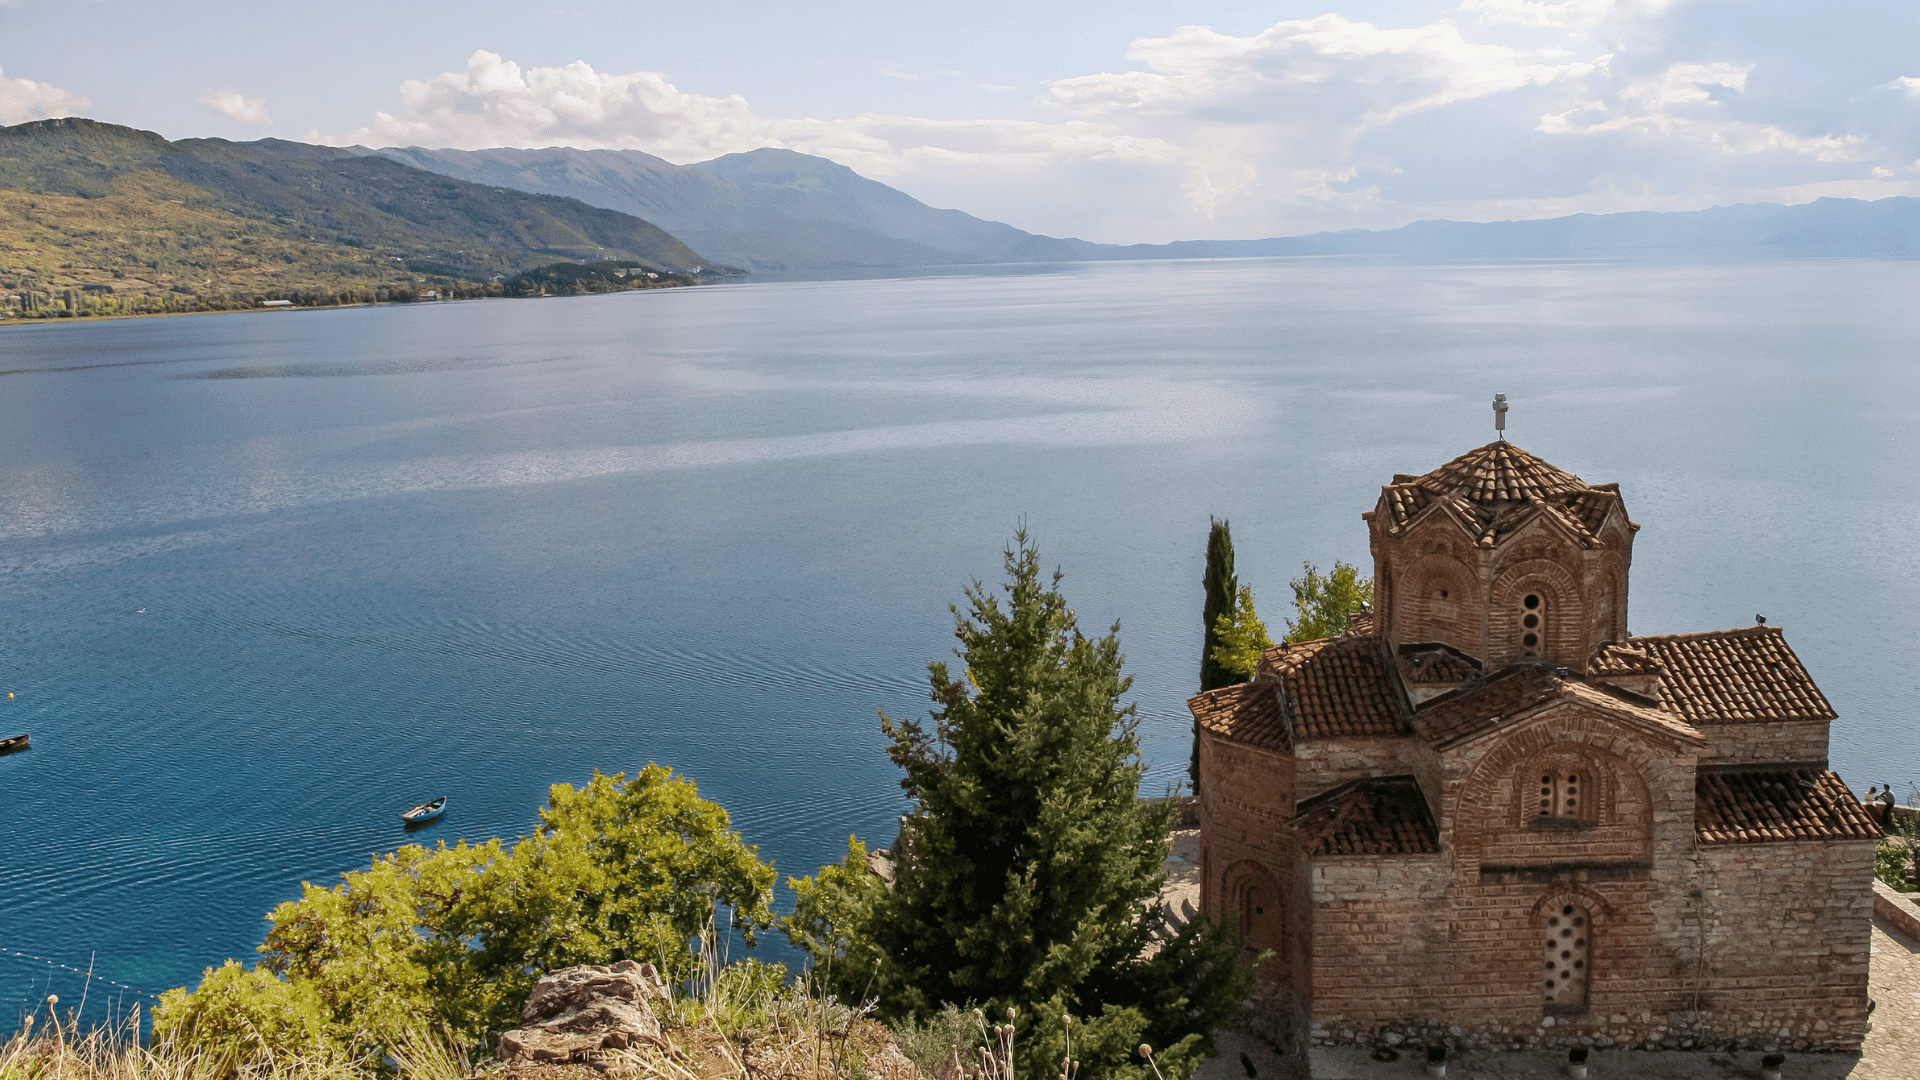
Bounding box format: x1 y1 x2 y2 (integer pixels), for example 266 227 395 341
254 840 498 1054
1283 560 1374 643
447 765 777 1007
1209 585 1275 679
788 532 1251 1080
156 765 776 1059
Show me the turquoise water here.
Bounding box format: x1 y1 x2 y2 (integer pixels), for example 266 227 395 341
2 258 1917 1020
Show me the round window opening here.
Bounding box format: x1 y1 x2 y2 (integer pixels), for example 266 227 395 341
1523 632 1539 647
1523 613 1540 628
1525 594 1541 610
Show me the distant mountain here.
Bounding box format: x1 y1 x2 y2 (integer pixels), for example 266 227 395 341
368 145 1098 272
0 118 713 290
372 142 1920 270
1288 199 1920 260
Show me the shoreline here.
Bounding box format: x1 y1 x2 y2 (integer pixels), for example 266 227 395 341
0 276 722 330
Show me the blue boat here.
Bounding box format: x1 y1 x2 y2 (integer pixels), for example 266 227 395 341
401 796 446 826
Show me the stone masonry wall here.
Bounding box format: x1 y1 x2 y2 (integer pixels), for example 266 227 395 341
1694 839 1876 1051
1293 736 1427 803
1694 720 1831 766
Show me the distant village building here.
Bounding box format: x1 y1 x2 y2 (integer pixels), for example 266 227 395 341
1188 439 1879 1053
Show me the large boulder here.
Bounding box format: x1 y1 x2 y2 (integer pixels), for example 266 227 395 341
497 960 670 1064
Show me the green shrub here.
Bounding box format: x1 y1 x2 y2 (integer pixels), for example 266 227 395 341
152 959 338 1067
1877 838 1915 892
160 764 777 1061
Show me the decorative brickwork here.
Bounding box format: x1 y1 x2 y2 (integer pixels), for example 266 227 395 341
1193 439 1878 1056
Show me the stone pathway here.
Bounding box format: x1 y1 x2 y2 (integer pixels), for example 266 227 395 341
1860 911 1920 1079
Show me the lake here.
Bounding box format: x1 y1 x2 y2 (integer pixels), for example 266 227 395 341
2 257 1917 1021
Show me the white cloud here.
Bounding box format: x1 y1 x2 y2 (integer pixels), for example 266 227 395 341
311 49 1176 186
1458 0 1665 30
0 66 88 125
198 88 272 125
312 3 1920 242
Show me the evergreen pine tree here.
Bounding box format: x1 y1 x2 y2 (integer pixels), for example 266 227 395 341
787 532 1251 1080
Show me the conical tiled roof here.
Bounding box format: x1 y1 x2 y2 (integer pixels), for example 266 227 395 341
1413 441 1586 504
1375 441 1626 548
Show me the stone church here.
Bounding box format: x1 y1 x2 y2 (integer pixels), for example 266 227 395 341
1187 438 1880 1053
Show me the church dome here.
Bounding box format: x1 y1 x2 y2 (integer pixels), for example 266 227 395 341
1409 441 1587 504
1377 441 1624 550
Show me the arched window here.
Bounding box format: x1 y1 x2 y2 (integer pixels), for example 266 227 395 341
1241 880 1283 956
1223 862 1285 962
1542 903 1591 1008
1536 770 1587 820
1519 591 1545 657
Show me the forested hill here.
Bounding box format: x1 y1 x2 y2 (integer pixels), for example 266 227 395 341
0 118 719 318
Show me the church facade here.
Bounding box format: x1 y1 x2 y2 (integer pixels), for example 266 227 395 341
1188 440 1880 1053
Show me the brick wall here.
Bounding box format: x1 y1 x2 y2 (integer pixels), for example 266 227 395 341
1298 705 1874 1054
1197 729 1308 1000
1307 848 1873 1054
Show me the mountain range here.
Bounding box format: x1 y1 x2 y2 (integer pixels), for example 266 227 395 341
375 143 1920 269
6 115 1920 324
367 144 1097 272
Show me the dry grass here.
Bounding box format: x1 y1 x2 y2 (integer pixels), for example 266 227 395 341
2 978 932 1080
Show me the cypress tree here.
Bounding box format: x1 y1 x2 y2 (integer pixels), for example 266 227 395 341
1200 518 1238 692
788 531 1251 1080
1195 518 1239 792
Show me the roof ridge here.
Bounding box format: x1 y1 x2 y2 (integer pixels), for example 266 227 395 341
1631 624 1785 642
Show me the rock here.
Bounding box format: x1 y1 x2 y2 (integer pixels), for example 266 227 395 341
497 961 670 1064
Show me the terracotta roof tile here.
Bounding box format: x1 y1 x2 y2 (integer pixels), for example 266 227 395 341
1295 776 1439 856
1696 768 1880 844
1187 680 1289 753
1376 441 1624 549
1409 666 1556 746
1256 634 1410 738
1590 641 1659 676
1410 666 1704 750
1398 643 1481 684
1556 680 1706 744
1631 626 1836 725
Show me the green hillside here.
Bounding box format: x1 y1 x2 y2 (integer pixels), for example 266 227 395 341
0 118 723 320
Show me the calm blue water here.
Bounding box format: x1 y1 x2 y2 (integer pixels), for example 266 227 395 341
2 258 1918 1023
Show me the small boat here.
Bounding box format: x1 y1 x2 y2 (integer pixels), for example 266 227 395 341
0 734 27 754
401 796 446 826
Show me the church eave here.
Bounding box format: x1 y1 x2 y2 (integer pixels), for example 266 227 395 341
1414 671 1706 753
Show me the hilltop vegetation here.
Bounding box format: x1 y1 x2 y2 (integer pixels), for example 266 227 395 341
0 118 725 320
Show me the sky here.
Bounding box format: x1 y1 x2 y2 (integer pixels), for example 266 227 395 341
3 0 1919 244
